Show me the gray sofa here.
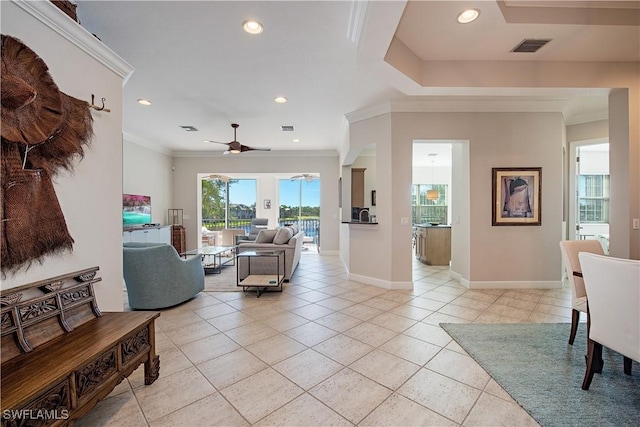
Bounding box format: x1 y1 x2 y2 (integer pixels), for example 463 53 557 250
123 242 204 309
236 224 304 281
235 218 269 244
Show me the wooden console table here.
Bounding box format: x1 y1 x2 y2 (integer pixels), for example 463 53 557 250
1 267 160 426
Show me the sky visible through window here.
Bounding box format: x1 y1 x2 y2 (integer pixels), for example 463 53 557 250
229 179 320 207
280 179 320 207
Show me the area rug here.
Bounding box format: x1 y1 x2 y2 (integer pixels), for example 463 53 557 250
203 265 241 292
441 323 640 427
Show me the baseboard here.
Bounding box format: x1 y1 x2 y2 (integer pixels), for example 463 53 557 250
348 273 413 290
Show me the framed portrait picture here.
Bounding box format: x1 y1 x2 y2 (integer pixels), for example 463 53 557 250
492 167 541 226
263 199 271 209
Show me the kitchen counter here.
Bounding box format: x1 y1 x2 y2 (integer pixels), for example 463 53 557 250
342 221 378 225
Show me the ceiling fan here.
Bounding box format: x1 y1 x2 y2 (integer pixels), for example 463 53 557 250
290 174 318 182
204 123 271 154
203 174 231 182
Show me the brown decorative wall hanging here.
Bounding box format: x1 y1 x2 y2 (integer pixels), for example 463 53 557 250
1 35 94 275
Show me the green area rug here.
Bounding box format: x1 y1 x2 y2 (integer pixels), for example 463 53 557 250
441 323 640 427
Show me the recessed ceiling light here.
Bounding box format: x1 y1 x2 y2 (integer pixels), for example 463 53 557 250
274 97 287 104
292 139 300 143
457 9 480 24
137 98 152 106
242 20 263 34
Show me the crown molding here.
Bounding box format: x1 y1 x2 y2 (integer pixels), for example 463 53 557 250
390 97 568 113
11 0 134 84
345 103 392 124
345 95 611 125
564 110 609 126
347 0 368 47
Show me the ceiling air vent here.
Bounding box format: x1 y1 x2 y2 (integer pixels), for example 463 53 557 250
179 125 198 132
281 125 295 132
511 39 551 53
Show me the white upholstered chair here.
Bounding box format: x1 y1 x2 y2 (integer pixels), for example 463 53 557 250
559 240 604 345
579 252 640 390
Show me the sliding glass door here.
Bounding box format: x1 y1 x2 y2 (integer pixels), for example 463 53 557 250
202 178 256 231
278 178 320 242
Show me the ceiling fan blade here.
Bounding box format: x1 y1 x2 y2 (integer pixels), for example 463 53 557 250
205 139 231 147
205 174 231 182
243 145 271 152
290 173 317 181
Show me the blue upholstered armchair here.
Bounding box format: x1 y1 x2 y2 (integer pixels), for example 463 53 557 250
123 242 204 309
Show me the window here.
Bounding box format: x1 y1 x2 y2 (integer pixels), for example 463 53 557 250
578 175 609 223
202 178 256 230
412 184 448 225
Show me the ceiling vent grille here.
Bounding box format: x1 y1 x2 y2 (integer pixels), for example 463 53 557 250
179 125 198 132
511 39 551 53
281 125 295 132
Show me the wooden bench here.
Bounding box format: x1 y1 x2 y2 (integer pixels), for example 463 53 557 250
1 267 160 426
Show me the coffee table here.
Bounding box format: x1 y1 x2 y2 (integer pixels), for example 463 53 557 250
181 245 237 274
236 250 285 297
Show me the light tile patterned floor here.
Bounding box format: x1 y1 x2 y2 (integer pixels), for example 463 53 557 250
77 253 575 426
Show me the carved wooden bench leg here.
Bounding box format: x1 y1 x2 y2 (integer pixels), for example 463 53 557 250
144 319 159 385
145 355 160 385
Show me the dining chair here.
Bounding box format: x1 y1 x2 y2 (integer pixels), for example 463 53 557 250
559 240 604 345
578 252 640 390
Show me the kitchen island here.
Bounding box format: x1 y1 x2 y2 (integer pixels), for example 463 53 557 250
414 224 451 266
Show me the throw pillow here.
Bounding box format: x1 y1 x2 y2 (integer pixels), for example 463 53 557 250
255 229 277 243
289 224 299 235
273 227 293 245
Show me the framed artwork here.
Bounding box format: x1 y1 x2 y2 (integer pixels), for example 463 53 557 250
371 190 376 206
263 199 271 209
492 167 541 226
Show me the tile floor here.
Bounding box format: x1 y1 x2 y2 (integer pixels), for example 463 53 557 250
77 253 575 426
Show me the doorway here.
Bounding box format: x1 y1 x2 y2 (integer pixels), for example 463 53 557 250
568 140 610 252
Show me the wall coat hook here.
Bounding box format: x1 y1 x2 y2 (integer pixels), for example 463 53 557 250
90 94 111 112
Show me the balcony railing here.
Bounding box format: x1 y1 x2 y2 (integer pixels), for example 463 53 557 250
202 217 320 241
278 218 319 240
202 219 252 231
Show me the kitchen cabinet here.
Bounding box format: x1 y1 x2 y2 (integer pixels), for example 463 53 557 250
123 226 171 244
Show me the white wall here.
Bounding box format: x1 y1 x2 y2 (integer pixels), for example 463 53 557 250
171 153 340 253
123 140 173 226
347 114 406 288
1 1 132 311
450 142 471 279
347 111 565 288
